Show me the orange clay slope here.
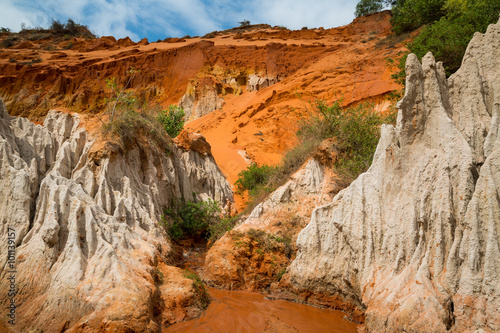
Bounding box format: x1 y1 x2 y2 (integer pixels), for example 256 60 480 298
184 12 408 203
0 11 409 209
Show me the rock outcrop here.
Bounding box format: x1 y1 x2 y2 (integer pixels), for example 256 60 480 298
179 84 224 121
287 18 500 332
246 74 282 92
0 100 233 332
204 158 339 290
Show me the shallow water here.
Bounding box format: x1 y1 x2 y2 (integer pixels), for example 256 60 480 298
166 287 358 333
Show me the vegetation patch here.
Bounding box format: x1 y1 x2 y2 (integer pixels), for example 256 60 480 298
1 36 16 48
357 0 500 77
183 270 211 309
302 100 393 181
162 197 237 243
235 163 277 197
1 19 95 50
156 105 185 138
207 215 239 244
237 100 395 208
407 0 500 76
103 108 172 151
162 197 221 241
227 221 299 287
23 19 96 39
100 71 185 151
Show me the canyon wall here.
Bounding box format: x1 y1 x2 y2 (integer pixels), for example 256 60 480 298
0 100 233 332
287 18 500 332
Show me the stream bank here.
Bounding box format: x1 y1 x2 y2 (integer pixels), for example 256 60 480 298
169 240 359 332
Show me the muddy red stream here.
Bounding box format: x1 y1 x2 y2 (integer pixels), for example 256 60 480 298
166 287 358 332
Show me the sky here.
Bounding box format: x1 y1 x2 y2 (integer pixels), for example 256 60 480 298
0 0 361 42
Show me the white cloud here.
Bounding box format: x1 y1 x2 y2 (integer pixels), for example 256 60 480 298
0 0 47 31
0 0 360 41
249 0 358 29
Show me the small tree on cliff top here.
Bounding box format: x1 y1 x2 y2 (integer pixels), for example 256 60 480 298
355 0 384 17
238 20 250 27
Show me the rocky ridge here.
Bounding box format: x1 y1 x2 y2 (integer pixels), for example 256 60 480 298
0 99 233 332
286 17 500 332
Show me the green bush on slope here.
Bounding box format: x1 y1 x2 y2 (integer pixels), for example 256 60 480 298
156 105 185 138
162 197 237 243
355 0 500 77
236 101 395 207
408 0 500 76
298 100 393 180
391 0 447 34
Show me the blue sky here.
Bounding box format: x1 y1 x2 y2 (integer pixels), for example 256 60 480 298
0 0 361 42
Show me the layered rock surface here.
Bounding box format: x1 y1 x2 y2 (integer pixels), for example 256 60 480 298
287 18 500 332
179 83 225 121
0 100 233 332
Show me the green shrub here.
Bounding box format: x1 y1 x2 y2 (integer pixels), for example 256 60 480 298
18 19 95 39
208 215 239 243
245 228 282 251
156 105 185 138
385 55 408 112
238 20 250 27
281 138 321 173
50 19 65 32
376 0 500 77
49 18 96 38
408 0 500 76
162 197 238 243
103 108 171 151
1 36 15 48
235 163 277 195
154 268 164 284
355 0 384 17
277 268 287 281
162 197 221 241
98 68 139 124
391 0 447 34
301 100 391 180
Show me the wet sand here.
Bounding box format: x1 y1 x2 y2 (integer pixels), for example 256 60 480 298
166 287 358 332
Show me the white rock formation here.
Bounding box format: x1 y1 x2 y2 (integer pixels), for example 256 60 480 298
246 74 282 92
288 18 500 332
179 86 224 121
0 101 233 332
